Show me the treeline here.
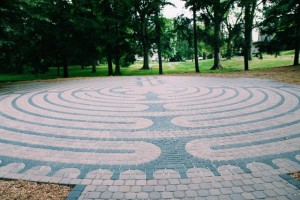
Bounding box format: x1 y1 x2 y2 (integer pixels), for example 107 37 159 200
0 0 299 77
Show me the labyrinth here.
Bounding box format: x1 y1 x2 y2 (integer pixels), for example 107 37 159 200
0 76 300 199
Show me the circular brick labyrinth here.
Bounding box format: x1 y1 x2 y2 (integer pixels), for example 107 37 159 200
0 76 300 199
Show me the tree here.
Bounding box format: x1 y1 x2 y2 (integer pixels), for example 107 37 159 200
45 0 78 78
223 4 243 59
155 10 163 74
99 0 115 75
153 0 172 74
173 15 193 60
99 0 135 75
192 3 200 72
185 0 236 70
0 0 32 73
160 18 175 61
241 0 257 70
260 0 300 66
183 0 200 72
129 0 160 70
72 0 102 74
1 0 60 74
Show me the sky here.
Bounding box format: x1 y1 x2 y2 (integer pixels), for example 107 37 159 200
163 0 192 19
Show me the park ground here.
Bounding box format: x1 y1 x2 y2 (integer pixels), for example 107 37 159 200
0 51 298 83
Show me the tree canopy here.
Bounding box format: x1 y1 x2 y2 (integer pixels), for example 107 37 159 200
0 0 298 76
259 0 299 65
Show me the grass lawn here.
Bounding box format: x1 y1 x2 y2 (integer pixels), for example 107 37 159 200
0 52 297 83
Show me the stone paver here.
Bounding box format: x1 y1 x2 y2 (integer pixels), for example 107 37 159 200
0 76 300 199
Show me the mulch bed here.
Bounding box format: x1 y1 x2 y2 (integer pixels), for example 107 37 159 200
0 179 71 200
290 172 300 181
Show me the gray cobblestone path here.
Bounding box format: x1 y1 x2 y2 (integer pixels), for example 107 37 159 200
0 76 299 199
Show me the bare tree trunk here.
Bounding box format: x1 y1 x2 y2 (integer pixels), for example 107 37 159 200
155 11 163 75
63 60 69 78
248 30 253 60
141 42 150 70
211 20 222 70
141 19 150 70
226 40 232 59
16 56 24 74
114 62 121 75
92 61 96 73
248 0 256 61
114 54 121 75
294 38 299 66
57 59 60 76
158 44 163 74
294 5 300 66
107 55 113 76
193 4 200 73
17 63 23 74
244 2 251 71
57 66 60 76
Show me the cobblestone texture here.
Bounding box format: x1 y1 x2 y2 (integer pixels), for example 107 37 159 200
0 76 299 199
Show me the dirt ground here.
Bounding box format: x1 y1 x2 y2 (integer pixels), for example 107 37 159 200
178 65 300 85
291 172 300 181
0 65 299 200
0 179 71 200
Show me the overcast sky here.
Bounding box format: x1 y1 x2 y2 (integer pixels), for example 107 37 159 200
163 0 192 18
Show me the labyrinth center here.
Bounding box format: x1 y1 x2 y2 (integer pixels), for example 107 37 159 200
0 76 300 181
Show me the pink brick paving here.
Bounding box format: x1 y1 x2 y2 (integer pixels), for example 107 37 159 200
0 76 299 199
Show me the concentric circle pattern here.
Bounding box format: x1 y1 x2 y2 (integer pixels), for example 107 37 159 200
0 76 300 198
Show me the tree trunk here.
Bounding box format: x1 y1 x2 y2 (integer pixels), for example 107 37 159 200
107 55 113 76
92 61 96 73
141 19 150 70
226 40 232 59
56 59 60 76
248 30 253 60
158 43 163 74
193 4 200 73
294 5 300 66
141 42 150 70
211 20 222 70
244 3 251 71
17 63 23 74
63 60 69 78
16 55 24 74
155 11 163 75
294 38 299 66
248 0 256 61
57 66 60 76
114 54 121 75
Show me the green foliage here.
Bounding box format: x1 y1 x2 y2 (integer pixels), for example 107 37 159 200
259 0 300 65
1 0 297 77
160 18 175 60
173 15 194 60
184 0 236 69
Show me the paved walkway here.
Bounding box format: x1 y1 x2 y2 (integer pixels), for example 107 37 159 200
0 76 299 199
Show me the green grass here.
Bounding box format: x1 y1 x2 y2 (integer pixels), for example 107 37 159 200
0 51 297 83
280 50 295 56
121 53 295 75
